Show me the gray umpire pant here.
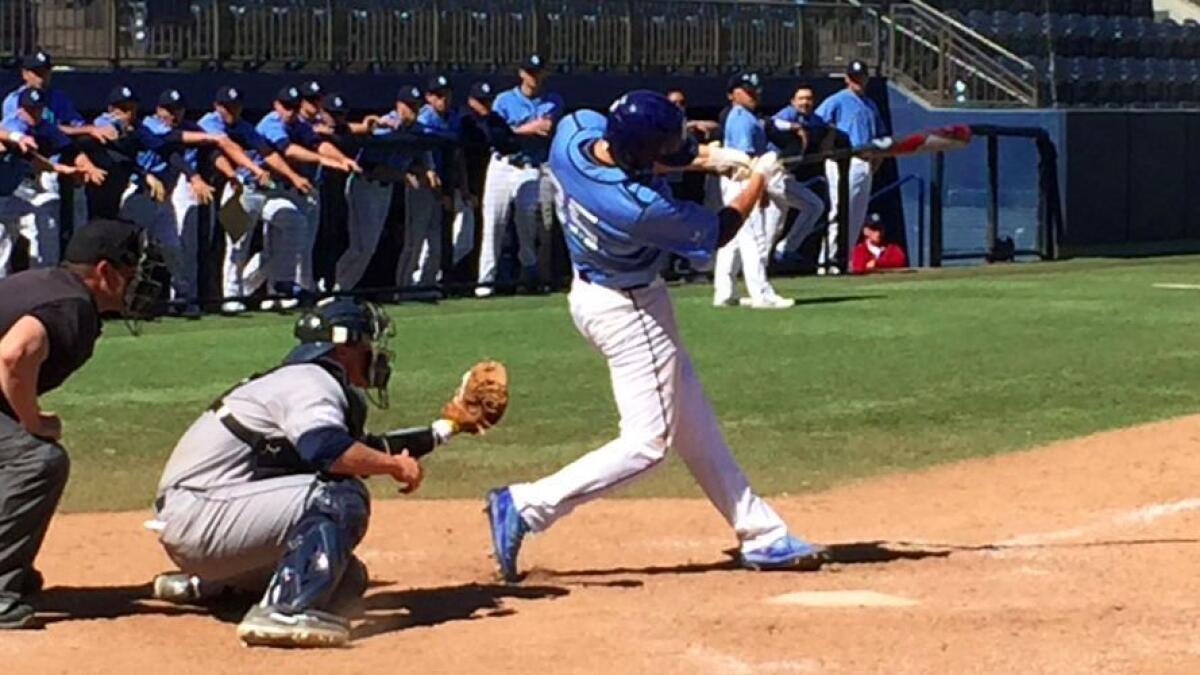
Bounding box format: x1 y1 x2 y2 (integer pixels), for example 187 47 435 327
0 414 70 599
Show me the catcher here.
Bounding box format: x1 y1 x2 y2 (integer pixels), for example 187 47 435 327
147 297 507 648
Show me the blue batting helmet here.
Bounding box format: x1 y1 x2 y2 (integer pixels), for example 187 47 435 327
604 90 697 174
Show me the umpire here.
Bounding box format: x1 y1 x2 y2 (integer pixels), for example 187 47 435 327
0 219 163 629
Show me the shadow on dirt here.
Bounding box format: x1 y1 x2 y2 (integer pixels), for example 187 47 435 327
354 583 569 641
546 540 952 579
33 583 210 626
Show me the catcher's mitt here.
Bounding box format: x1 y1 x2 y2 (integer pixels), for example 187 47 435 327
442 360 508 433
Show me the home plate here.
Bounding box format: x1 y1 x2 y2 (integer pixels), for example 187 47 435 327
768 590 918 608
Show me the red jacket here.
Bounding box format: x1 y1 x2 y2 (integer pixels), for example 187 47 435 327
850 241 907 274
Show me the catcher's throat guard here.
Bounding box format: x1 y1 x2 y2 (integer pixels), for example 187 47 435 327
288 298 395 408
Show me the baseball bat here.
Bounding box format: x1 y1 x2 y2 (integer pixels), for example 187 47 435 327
780 125 972 167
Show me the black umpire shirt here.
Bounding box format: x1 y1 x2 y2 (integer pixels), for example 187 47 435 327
0 268 101 419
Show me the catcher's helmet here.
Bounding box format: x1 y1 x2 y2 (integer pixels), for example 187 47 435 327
604 90 697 174
285 298 394 407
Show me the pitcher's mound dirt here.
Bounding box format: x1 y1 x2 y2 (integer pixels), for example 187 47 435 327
6 415 1200 674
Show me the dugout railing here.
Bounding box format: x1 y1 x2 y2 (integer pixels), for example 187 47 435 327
927 124 1062 265
0 0 879 74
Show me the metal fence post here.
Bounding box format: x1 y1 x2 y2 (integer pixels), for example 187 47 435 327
929 151 944 267
107 0 119 66
985 133 999 257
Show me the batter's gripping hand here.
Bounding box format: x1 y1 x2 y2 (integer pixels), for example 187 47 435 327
705 143 752 175
442 361 509 434
751 151 783 185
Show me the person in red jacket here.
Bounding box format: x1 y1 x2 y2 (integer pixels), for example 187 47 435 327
850 213 907 274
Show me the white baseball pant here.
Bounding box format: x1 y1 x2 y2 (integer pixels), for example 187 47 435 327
822 158 873 264
335 175 394 291
508 277 790 552
477 157 540 288
37 170 85 236
140 177 201 302
766 176 826 258
220 183 270 299
0 181 60 277
396 184 442 288
712 175 778 305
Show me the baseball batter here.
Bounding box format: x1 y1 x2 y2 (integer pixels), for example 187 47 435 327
485 91 826 582
148 299 505 647
475 54 563 297
814 59 886 272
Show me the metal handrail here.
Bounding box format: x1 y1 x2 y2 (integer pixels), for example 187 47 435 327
0 0 879 74
881 1 1039 107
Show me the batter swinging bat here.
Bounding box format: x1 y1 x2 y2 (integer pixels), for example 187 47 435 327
780 125 972 167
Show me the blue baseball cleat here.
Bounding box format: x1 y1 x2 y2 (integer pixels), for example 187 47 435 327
740 535 827 571
485 488 529 582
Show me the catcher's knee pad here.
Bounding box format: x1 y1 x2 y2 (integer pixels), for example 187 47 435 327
263 478 370 614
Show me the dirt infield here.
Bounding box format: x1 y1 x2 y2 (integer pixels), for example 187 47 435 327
7 415 1200 674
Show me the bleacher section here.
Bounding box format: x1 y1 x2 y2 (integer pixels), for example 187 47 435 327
931 0 1200 106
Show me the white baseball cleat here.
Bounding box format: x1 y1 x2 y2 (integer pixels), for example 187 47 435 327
220 301 246 315
746 296 796 310
474 287 495 298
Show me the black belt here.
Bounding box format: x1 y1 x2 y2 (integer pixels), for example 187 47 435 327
496 154 542 169
577 270 651 292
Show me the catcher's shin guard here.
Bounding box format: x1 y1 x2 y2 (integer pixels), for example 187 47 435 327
261 479 370 614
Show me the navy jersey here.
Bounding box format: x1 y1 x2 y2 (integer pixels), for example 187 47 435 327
549 110 719 290
198 111 273 186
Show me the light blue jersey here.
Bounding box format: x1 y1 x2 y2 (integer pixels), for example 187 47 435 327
256 111 322 180
723 104 767 157
136 115 200 185
1 85 83 127
815 89 884 147
493 86 564 165
550 110 719 290
416 104 461 179
198 111 270 186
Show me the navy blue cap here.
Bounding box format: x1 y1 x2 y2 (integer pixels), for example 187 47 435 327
215 85 242 105
276 85 302 107
520 54 546 73
300 80 324 100
157 88 185 109
21 50 51 70
425 73 451 94
326 93 349 115
17 88 46 109
847 59 870 79
107 85 137 106
469 81 495 101
396 85 423 105
727 71 762 93
64 219 144 267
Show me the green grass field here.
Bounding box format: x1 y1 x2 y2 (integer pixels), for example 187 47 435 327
47 256 1200 512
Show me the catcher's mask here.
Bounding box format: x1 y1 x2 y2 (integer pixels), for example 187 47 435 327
286 298 395 408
